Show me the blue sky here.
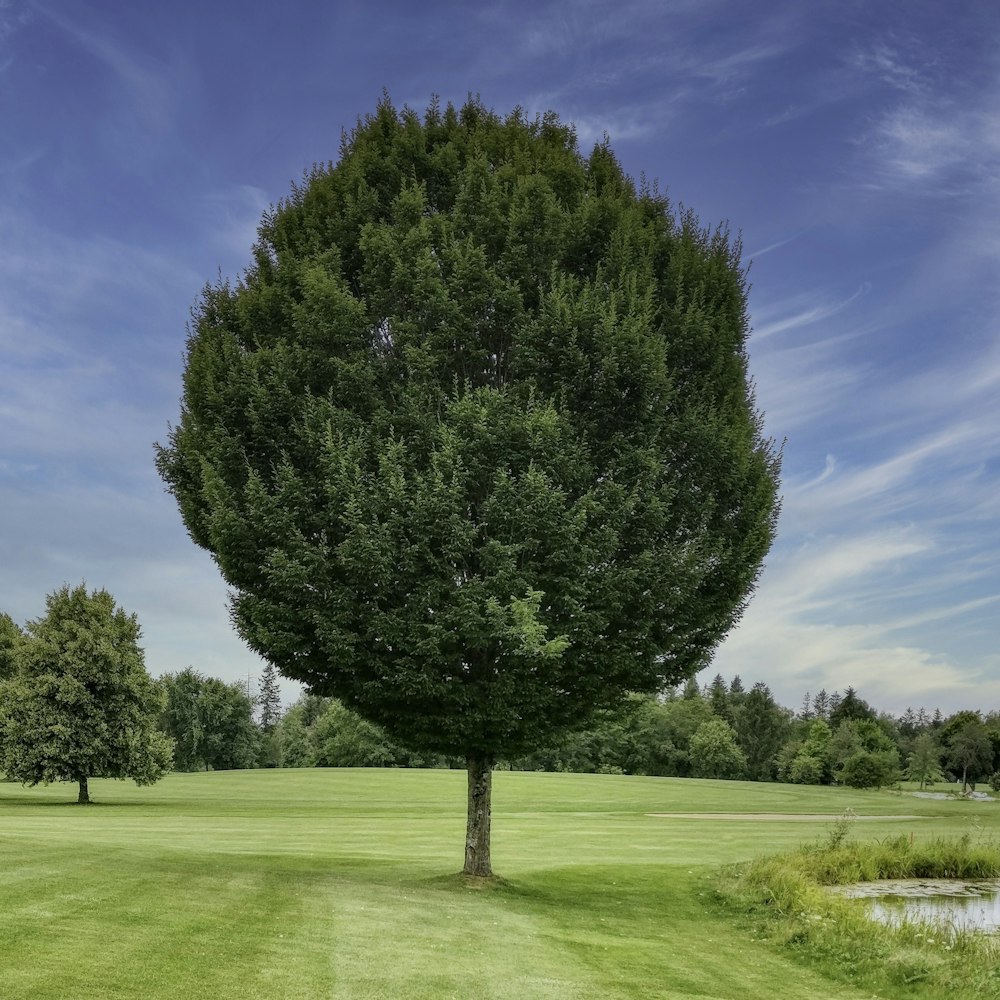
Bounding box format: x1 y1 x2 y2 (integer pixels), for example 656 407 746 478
2 0 998 715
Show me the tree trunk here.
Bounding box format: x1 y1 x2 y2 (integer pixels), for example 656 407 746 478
463 755 493 877
962 764 969 794
77 776 90 804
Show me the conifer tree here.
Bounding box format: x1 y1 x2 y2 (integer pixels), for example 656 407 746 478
258 662 282 732
156 96 781 876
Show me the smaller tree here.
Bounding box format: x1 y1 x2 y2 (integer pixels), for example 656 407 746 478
257 662 282 732
786 720 834 785
830 719 899 788
906 732 943 790
0 586 172 803
689 718 747 779
948 721 993 793
811 689 830 721
829 686 876 728
840 750 899 789
160 668 259 771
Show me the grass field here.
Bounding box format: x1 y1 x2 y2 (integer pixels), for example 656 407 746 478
1 770 997 999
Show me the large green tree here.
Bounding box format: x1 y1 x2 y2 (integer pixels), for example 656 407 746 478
156 97 781 876
0 586 172 803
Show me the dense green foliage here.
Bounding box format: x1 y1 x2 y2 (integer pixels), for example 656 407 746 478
0 612 22 679
156 96 780 769
159 667 260 771
0 585 172 801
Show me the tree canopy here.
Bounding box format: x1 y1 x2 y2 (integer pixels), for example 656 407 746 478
159 667 260 771
157 96 781 874
0 586 172 803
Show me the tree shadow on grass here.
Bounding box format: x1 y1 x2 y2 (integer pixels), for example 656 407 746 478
0 795 172 808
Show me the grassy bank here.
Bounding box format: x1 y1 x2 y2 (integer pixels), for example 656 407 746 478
2 770 998 998
717 821 1000 999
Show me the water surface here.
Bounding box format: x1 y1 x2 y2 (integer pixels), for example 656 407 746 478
833 879 1000 934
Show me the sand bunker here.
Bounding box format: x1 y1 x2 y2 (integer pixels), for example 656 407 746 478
647 813 931 821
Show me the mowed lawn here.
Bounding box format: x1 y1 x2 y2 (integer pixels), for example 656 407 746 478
1 770 996 999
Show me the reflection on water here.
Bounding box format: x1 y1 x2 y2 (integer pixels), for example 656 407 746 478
833 879 1000 934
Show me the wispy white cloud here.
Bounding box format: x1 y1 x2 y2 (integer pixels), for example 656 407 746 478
851 41 928 96
751 283 868 340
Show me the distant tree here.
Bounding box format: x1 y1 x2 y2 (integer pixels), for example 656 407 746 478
786 719 834 785
198 677 261 769
948 721 993 793
277 705 312 766
828 690 842 718
311 700 401 767
0 586 172 803
689 718 747 779
831 719 899 789
829 687 876 727
729 676 746 702
622 696 687 776
840 750 899 789
681 676 702 701
658 696 716 776
811 689 830 721
798 691 814 722
160 668 260 771
939 710 982 748
906 732 943 790
159 668 205 770
156 99 781 876
732 682 790 780
257 662 282 732
707 674 732 722
898 707 918 740
788 752 826 785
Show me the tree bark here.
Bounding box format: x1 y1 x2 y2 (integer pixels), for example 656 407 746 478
463 755 493 877
77 776 90 804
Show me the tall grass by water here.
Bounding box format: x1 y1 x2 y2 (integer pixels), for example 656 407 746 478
719 817 1000 998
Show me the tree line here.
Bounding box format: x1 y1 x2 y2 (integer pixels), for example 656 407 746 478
254 672 1000 793
3 587 997 797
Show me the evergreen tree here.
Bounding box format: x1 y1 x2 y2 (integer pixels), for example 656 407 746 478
682 676 702 700
156 96 781 876
828 690 842 717
732 681 790 781
0 586 172 803
798 691 814 722
811 689 830 721
707 673 731 721
829 686 876 727
257 662 282 732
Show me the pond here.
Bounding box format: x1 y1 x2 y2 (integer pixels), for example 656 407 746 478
832 879 1000 934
